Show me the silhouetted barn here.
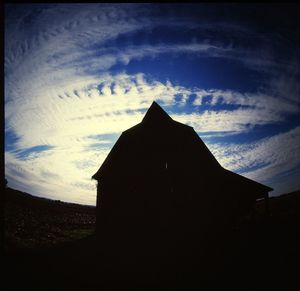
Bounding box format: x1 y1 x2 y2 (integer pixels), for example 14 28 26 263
92 101 272 258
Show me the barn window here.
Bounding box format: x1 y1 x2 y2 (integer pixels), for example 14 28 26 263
165 161 168 169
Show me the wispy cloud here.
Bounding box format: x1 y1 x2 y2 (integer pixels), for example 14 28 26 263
5 4 300 203
207 126 300 192
5 70 300 203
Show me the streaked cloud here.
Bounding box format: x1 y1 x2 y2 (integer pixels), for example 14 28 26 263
207 126 300 194
5 4 300 204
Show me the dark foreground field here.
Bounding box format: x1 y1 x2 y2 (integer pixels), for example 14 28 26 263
3 188 300 289
4 187 96 251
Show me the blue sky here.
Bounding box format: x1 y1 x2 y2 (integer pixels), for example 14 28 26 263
5 4 300 205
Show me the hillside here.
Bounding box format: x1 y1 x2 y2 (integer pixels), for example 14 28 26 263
4 187 96 251
3 187 300 288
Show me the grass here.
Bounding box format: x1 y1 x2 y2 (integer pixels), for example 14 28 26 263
4 187 96 251
3 187 300 288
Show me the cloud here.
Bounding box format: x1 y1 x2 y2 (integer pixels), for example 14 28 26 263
172 108 282 133
7 70 298 150
5 146 106 205
207 126 300 193
5 4 300 203
5 69 299 203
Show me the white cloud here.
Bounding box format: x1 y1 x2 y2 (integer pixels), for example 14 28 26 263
5 4 300 204
206 126 300 194
173 108 282 133
6 70 300 203
5 146 108 205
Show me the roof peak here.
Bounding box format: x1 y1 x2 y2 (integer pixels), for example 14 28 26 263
142 101 173 124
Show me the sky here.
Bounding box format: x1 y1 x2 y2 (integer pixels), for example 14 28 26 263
5 3 300 205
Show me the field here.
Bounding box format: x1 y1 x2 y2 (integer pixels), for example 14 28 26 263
3 187 300 288
4 187 96 251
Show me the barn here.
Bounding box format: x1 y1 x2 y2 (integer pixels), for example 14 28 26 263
92 101 272 258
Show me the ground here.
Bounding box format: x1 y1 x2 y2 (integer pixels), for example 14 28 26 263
3 187 300 289
4 187 96 251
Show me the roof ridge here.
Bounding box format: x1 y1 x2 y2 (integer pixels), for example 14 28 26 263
142 101 173 124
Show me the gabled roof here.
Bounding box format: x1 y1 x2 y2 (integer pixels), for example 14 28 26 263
92 101 220 180
223 169 273 194
142 101 173 124
92 101 273 194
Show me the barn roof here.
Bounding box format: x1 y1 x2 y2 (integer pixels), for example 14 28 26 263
92 101 273 194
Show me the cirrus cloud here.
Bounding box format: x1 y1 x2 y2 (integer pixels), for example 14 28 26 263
5 4 300 204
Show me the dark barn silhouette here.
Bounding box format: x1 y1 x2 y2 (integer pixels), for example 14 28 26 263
92 101 273 265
